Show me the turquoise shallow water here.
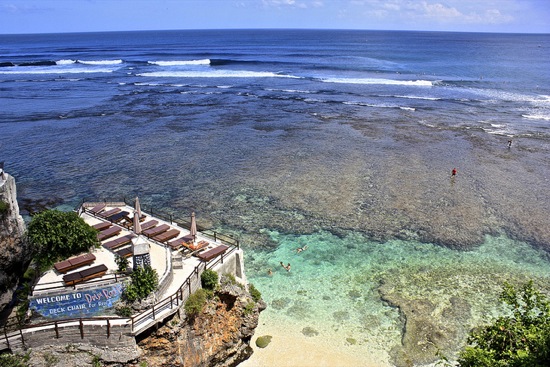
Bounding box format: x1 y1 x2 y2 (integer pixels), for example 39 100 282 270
244 231 550 363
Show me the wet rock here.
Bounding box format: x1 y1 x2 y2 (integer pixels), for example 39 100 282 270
302 326 319 337
255 335 272 348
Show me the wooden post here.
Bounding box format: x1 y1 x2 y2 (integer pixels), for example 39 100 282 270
79 319 84 339
19 328 25 348
55 321 59 339
4 327 10 350
152 305 156 320
107 319 111 338
214 232 217 241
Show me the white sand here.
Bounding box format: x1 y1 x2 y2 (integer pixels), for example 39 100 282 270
240 320 390 367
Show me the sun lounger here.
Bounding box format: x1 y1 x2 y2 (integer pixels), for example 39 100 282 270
140 220 158 231
153 229 180 243
92 221 111 231
97 226 121 241
115 247 133 258
98 208 121 218
63 264 108 286
168 235 193 250
142 224 169 238
88 203 106 214
103 234 136 250
196 245 229 262
54 253 96 274
107 211 130 223
185 240 210 252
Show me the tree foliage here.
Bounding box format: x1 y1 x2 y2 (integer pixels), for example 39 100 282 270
457 280 550 367
123 266 159 302
27 209 99 269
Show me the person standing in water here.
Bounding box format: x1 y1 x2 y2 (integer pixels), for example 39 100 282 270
451 168 457 177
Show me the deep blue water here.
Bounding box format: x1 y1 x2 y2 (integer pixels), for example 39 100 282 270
2 29 550 366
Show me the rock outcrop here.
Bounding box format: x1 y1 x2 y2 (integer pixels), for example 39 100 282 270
0 171 31 312
138 283 266 367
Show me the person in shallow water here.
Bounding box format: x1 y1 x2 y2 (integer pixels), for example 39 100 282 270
295 245 308 253
280 262 291 272
451 168 457 177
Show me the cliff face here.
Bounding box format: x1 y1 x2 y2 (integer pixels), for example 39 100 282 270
138 284 266 367
0 172 30 311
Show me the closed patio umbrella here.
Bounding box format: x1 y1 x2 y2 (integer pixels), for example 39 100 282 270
134 196 142 219
190 211 197 243
133 210 142 234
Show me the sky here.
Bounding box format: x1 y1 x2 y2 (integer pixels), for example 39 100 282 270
0 0 549 34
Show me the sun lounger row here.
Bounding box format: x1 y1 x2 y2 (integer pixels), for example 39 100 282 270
143 224 169 238
107 211 130 224
63 264 108 286
168 235 194 250
196 245 229 262
54 253 96 274
87 203 106 214
140 220 158 231
115 247 133 258
103 234 136 250
153 228 180 243
98 207 121 219
97 226 121 241
92 221 111 231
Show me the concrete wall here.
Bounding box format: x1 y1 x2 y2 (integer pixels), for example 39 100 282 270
212 249 247 285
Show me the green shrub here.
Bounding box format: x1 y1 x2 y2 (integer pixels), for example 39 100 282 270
243 301 255 315
455 280 550 367
0 352 30 367
249 283 262 302
115 305 133 317
0 200 9 216
185 289 207 317
91 354 101 367
201 269 218 291
115 255 129 273
123 266 159 302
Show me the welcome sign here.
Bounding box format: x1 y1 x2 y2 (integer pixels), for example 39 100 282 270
29 283 125 319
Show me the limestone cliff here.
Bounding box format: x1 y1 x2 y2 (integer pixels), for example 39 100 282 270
138 283 266 367
0 172 30 312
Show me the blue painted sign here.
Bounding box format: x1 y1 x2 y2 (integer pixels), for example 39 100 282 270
29 283 125 319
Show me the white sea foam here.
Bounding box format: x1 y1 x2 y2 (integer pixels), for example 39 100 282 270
343 101 415 110
56 59 76 65
321 77 433 86
390 95 441 101
0 68 114 75
77 59 123 65
148 59 210 66
522 114 550 121
137 70 298 78
266 88 314 94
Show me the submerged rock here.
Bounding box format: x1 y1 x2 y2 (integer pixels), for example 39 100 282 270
255 335 272 348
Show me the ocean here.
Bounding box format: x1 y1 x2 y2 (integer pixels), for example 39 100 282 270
1 29 550 366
